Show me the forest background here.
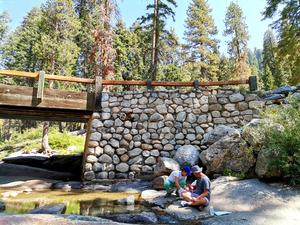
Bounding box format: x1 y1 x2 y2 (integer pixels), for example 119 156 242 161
0 0 299 153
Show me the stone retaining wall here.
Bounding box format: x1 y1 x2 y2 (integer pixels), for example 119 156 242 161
83 89 265 181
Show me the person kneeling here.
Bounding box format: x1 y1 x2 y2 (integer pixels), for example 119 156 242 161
164 166 191 197
180 165 211 210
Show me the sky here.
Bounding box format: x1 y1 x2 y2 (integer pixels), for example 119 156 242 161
0 0 273 54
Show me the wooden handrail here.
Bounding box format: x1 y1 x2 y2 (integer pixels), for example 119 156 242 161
0 70 95 84
0 70 250 87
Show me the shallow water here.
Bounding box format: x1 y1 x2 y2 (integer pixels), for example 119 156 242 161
1 190 146 216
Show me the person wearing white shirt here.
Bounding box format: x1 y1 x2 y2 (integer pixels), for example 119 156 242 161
164 166 191 197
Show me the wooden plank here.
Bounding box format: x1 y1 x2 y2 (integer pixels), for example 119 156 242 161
0 105 91 122
37 71 45 100
101 79 249 86
0 70 250 87
45 74 94 84
0 84 95 111
0 70 38 78
0 70 95 84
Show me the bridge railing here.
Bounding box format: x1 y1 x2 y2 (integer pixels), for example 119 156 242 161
0 70 257 90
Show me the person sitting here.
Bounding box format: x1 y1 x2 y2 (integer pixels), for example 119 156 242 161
164 166 191 197
180 165 211 209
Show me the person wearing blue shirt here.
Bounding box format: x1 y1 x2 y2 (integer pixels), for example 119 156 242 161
180 165 211 209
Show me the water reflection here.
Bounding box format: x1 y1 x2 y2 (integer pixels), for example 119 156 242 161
80 199 142 216
3 192 146 217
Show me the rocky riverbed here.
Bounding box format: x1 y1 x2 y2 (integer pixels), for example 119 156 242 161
0 176 299 225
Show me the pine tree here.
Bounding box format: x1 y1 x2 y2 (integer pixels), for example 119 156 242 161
114 20 145 84
0 12 10 69
247 49 260 76
261 65 275 90
217 55 233 81
73 0 102 78
158 28 190 82
140 0 177 80
40 0 81 152
262 29 283 86
3 8 43 79
39 0 80 77
0 12 10 42
254 48 263 71
224 1 250 79
90 0 117 81
263 0 300 85
184 0 220 81
131 21 152 79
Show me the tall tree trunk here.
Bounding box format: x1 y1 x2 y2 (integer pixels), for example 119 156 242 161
41 121 51 152
59 122 64 133
3 119 12 141
150 0 159 81
41 54 55 153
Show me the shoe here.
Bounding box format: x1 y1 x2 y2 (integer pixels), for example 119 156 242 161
180 201 191 207
175 190 179 197
198 206 205 211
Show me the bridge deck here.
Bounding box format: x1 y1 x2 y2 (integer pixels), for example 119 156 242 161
0 84 94 122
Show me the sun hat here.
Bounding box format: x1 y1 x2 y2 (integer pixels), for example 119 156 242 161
191 165 203 173
182 166 192 176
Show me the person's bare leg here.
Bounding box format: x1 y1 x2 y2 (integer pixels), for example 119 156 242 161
181 192 193 202
190 198 207 206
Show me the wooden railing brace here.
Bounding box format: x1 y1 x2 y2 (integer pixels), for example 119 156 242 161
37 71 45 100
194 80 200 89
146 80 153 90
95 75 102 111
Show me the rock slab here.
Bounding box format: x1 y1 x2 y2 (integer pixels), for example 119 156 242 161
29 204 66 215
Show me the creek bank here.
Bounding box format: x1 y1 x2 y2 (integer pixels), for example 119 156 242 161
0 214 133 225
138 176 300 225
0 176 299 225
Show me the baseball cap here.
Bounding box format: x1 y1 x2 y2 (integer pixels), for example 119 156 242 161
191 165 203 173
182 166 192 176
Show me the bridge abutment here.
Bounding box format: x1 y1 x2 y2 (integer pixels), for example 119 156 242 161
82 88 265 181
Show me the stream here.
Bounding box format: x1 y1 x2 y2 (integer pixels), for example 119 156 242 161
0 189 146 216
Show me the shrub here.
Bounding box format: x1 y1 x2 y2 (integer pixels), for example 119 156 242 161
48 129 85 155
261 99 300 185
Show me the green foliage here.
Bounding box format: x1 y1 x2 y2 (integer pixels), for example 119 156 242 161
261 100 300 185
262 29 285 87
3 0 81 88
157 64 191 83
0 126 85 158
73 0 102 78
261 65 275 90
0 127 42 147
140 0 177 80
184 0 220 81
263 0 300 85
217 55 233 81
223 168 246 179
0 11 10 42
114 20 146 83
224 1 251 79
3 7 43 77
48 129 84 154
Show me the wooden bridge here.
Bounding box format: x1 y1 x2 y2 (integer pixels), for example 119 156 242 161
0 70 257 122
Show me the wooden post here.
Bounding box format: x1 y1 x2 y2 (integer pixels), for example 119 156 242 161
146 80 153 90
37 71 45 100
249 76 257 92
194 80 200 89
94 75 102 111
